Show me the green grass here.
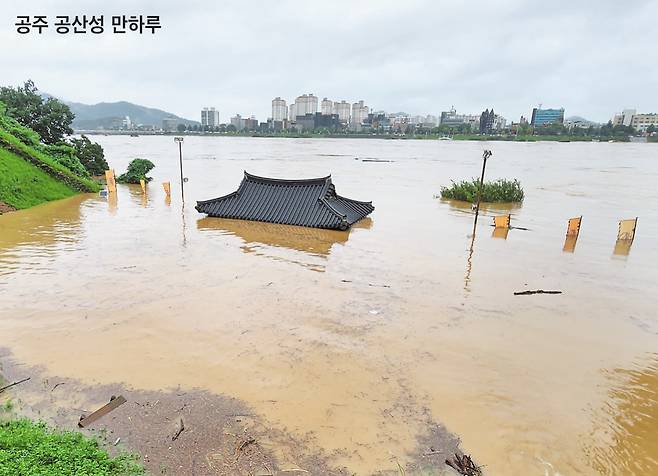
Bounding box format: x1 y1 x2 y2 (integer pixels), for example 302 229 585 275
0 130 99 193
0 148 77 209
0 419 144 476
440 178 524 203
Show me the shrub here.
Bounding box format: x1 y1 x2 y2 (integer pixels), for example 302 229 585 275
38 143 90 178
70 135 109 176
117 159 155 184
440 178 524 203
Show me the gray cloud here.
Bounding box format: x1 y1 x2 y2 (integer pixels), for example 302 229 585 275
3 0 657 123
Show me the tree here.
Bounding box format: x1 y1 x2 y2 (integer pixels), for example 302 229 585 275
0 80 74 144
177 123 186 132
116 159 155 184
70 135 109 176
647 124 656 134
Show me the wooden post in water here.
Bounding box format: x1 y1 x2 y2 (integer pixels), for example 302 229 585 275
471 149 492 238
105 169 117 193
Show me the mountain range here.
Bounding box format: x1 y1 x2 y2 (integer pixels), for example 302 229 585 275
63 100 199 129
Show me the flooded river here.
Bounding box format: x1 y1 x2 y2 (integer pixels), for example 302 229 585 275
1 137 657 474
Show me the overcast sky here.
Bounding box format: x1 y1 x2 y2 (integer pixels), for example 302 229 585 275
3 0 657 123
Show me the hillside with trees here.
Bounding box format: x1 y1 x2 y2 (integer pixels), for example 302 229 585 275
0 81 104 212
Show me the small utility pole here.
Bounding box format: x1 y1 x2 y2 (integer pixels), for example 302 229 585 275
174 137 185 202
471 149 492 237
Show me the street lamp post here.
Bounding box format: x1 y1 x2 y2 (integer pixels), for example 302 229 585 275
174 137 185 202
471 149 492 237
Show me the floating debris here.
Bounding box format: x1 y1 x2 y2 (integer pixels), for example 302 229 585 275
445 453 483 475
514 290 562 296
78 395 127 428
171 418 185 441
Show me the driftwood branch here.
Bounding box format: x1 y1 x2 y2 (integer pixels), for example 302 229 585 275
172 418 185 441
514 290 562 296
445 453 482 476
0 377 30 393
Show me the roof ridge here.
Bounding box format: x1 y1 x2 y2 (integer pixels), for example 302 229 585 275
244 171 331 185
334 193 373 205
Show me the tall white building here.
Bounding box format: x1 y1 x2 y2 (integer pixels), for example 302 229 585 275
295 94 318 116
271 97 288 121
333 101 351 123
351 100 369 125
201 107 220 127
321 98 333 115
289 102 298 122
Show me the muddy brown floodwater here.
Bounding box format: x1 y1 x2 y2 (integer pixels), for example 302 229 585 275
1 137 657 475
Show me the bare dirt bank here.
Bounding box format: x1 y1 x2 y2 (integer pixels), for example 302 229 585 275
0 353 463 475
0 201 16 214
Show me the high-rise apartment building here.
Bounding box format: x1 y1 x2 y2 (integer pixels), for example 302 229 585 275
295 94 318 116
333 101 351 123
321 98 333 115
271 97 288 121
351 100 369 125
201 107 220 127
289 102 298 122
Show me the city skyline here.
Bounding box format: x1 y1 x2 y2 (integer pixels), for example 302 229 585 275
3 0 657 123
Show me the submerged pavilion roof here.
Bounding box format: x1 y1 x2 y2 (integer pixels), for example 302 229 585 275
195 172 374 230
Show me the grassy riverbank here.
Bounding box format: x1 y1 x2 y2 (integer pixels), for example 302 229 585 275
0 148 77 210
0 99 99 211
0 418 144 475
